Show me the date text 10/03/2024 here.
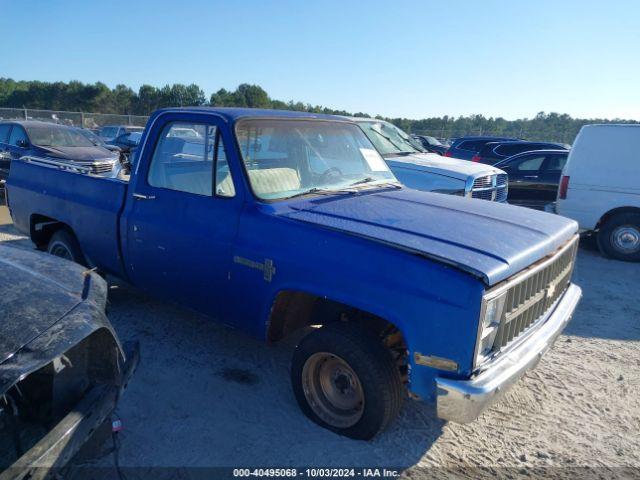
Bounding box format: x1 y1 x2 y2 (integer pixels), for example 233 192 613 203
233 468 400 478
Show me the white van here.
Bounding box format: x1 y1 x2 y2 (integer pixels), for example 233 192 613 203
556 124 640 261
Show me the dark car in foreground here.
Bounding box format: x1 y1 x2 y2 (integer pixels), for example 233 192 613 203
494 150 568 210
445 136 519 160
0 121 120 182
0 245 138 477
472 141 568 165
412 135 448 155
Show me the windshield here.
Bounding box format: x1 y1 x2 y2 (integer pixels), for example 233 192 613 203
77 128 105 146
26 125 96 147
357 120 422 156
423 135 443 146
236 119 398 201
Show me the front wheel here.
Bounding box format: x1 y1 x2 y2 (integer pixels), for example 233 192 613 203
597 212 640 262
291 322 404 440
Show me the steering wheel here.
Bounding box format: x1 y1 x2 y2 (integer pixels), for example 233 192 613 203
320 167 343 182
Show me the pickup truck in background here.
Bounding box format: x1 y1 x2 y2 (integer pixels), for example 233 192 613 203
7 107 582 439
352 118 509 202
0 120 120 186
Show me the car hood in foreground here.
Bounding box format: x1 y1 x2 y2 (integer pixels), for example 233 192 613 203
33 145 117 162
0 246 105 365
281 188 578 286
385 152 504 180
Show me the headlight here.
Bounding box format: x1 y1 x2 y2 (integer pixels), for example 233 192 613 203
476 292 507 364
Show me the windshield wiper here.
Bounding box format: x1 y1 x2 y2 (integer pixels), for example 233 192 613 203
349 177 375 186
369 128 405 152
390 151 417 156
349 178 402 189
283 187 357 200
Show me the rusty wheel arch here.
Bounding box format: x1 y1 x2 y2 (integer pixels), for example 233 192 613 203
266 290 409 382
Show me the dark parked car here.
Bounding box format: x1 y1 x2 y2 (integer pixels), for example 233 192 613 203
412 135 448 155
472 141 568 165
445 136 519 160
494 150 569 210
110 131 142 154
0 244 138 476
98 125 144 142
0 121 119 182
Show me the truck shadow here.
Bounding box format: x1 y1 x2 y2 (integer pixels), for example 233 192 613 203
564 246 640 341
105 280 445 471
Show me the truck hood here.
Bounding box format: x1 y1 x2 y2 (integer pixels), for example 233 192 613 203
33 145 117 162
0 246 87 365
281 188 578 286
385 152 504 180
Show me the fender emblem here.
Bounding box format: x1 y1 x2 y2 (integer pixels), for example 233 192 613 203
233 256 276 282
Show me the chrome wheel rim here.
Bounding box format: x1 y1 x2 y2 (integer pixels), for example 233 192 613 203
611 225 640 254
49 242 73 260
301 352 364 428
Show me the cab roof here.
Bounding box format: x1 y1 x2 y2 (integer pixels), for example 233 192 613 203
152 107 353 123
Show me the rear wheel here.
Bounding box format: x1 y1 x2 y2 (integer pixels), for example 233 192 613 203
47 230 87 266
597 212 640 262
291 322 404 440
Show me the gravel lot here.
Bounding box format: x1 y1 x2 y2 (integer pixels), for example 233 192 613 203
1 203 638 478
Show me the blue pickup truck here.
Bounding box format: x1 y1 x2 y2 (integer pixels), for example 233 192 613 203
6 107 582 440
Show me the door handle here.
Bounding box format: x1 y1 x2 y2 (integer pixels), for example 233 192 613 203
132 193 156 200
523 175 539 179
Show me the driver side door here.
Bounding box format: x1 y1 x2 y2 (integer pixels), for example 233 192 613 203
123 116 244 323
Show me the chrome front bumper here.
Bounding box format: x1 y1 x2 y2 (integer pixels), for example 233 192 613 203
435 283 582 423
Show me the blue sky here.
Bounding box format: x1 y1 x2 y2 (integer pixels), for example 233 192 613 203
1 0 639 119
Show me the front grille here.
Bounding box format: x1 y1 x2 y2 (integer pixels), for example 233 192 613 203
471 174 508 202
22 156 117 176
490 236 579 351
74 160 116 175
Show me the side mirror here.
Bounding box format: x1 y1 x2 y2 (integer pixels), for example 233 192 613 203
17 140 29 148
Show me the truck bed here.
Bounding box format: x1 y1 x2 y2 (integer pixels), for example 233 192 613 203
8 159 128 277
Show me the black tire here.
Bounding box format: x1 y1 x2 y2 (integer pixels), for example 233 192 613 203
291 322 404 440
47 229 87 266
597 212 640 262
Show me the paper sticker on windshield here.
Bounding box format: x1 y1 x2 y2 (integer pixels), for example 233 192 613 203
360 148 387 171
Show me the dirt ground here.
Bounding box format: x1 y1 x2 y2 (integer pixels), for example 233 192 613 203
0 203 638 478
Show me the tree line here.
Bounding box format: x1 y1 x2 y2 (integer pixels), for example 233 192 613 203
0 78 636 142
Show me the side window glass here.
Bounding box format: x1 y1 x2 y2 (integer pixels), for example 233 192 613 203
0 125 11 143
148 122 212 196
459 140 483 152
545 154 567 171
515 155 545 171
148 122 235 197
214 132 235 197
8 126 28 147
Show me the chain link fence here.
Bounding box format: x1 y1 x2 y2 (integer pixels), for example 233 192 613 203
0 107 149 130
0 107 582 144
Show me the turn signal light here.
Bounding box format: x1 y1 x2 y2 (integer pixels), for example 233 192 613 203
559 175 570 199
